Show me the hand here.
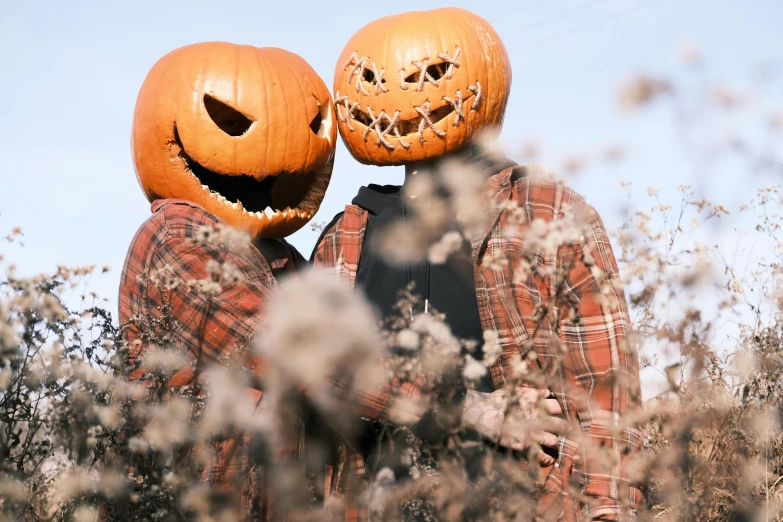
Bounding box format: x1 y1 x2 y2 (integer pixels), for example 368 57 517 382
461 387 566 466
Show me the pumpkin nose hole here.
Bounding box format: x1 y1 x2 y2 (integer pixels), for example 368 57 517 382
204 94 254 137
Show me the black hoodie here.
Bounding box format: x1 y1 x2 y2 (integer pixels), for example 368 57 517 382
352 184 497 392
352 146 523 394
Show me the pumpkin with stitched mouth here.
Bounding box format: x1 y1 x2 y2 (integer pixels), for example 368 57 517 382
132 42 336 238
333 7 511 166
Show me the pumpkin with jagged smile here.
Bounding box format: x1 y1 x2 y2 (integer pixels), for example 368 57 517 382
132 42 336 238
333 7 511 166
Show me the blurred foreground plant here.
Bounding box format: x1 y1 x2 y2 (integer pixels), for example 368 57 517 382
1 48 783 522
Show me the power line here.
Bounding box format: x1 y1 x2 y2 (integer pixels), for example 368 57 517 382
491 0 551 22
496 0 619 36
508 0 664 54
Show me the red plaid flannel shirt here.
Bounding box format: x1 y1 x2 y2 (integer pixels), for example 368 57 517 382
118 198 305 520
312 169 644 521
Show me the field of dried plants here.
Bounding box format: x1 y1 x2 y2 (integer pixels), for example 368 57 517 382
1 51 782 522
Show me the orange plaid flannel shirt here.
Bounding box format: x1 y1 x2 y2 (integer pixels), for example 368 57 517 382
312 168 644 521
118 198 305 520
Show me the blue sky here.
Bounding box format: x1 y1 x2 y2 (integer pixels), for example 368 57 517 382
0 0 780 315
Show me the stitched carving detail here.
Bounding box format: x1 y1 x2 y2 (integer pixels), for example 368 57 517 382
410 47 461 91
415 101 447 143
399 69 409 91
343 52 389 95
343 52 370 95
391 117 412 149
334 91 359 131
369 62 388 94
467 81 482 109
411 58 440 91
361 108 411 150
436 47 461 80
348 47 462 93
338 47 483 150
442 90 465 127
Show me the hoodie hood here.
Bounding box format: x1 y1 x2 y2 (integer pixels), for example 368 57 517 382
351 184 401 216
350 144 522 213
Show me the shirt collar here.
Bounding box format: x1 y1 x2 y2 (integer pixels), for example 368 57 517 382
150 198 206 213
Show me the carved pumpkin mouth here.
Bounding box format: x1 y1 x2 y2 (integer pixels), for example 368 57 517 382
351 102 455 136
335 88 478 151
172 126 327 221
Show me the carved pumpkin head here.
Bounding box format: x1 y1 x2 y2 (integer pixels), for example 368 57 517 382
132 42 336 238
333 7 511 167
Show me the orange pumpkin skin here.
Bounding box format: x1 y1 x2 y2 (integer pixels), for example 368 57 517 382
132 42 336 238
333 7 511 167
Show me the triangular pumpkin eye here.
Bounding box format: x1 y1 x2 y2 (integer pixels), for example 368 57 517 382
309 99 332 140
309 110 322 135
203 94 254 137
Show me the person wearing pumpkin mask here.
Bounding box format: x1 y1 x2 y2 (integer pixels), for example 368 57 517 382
312 8 644 521
118 42 336 520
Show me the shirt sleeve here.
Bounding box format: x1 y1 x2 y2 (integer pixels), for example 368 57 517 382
141 235 276 385
556 202 644 520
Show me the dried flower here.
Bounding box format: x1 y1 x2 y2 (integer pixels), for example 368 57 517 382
397 328 420 351
618 75 672 112
676 41 703 68
428 230 463 264
463 354 487 381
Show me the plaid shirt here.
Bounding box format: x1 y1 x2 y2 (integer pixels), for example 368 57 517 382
312 169 644 521
118 198 305 520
